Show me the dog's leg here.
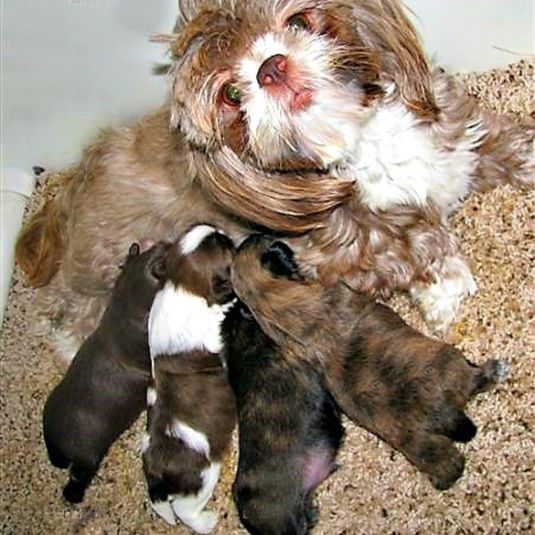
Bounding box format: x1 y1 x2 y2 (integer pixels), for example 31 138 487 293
407 432 466 490
327 391 467 490
410 255 477 333
63 462 98 504
171 462 220 534
150 499 178 526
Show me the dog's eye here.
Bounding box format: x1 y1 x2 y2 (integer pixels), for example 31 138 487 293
286 14 311 32
222 83 242 106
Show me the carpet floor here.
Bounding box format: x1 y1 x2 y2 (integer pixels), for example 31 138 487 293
1 60 533 535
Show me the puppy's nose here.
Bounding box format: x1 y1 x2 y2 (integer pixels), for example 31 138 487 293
256 54 288 87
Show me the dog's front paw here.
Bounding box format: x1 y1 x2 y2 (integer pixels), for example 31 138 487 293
410 257 477 333
428 448 465 491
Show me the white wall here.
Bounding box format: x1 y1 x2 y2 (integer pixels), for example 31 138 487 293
406 0 534 72
1 0 177 173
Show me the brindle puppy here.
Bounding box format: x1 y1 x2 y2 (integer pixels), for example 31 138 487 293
222 289 344 535
231 235 508 491
42 242 169 503
141 225 236 534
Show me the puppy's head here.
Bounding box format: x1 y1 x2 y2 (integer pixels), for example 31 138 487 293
164 224 236 305
113 241 171 312
232 234 323 342
164 0 437 172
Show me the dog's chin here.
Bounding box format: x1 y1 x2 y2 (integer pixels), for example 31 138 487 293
245 87 372 173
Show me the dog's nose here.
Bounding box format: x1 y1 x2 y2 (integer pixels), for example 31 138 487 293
256 54 288 87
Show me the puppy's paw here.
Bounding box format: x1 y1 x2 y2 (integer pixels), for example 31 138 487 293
305 499 320 529
411 257 476 334
62 481 85 504
484 359 510 384
408 434 465 490
474 359 510 394
180 510 219 534
444 412 477 443
426 444 465 491
151 500 177 526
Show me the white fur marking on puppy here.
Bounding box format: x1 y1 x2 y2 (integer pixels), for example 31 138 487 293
149 284 227 358
151 500 177 526
171 462 221 534
166 420 211 460
138 432 151 454
180 225 218 255
146 387 157 407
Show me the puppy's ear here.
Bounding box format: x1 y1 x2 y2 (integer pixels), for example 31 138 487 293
151 258 167 280
120 243 141 269
128 243 141 258
119 243 141 270
261 241 302 280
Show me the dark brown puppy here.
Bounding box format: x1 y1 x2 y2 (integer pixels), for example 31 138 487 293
42 241 170 503
231 236 508 491
222 270 344 534
141 225 236 534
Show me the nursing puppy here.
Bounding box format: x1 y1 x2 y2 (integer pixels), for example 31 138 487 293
222 289 344 534
16 1 534 369
42 241 169 503
141 225 236 534
231 236 508 491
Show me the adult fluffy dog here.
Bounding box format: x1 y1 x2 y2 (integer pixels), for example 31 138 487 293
17 0 533 360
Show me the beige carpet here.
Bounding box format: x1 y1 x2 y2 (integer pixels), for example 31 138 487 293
1 60 533 535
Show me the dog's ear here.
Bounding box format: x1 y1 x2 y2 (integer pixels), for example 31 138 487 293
119 243 141 271
261 241 302 280
352 0 440 121
128 242 141 259
151 258 167 280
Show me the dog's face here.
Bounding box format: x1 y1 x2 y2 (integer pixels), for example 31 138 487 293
167 0 436 172
165 224 236 305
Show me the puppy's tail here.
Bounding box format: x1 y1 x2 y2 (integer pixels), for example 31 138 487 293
15 170 75 287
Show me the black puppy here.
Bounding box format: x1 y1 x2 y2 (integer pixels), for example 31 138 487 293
222 241 344 535
42 242 169 503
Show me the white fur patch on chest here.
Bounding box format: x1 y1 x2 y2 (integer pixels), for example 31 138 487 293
148 283 227 359
338 102 484 213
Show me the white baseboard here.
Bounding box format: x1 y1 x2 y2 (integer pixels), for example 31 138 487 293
0 169 35 326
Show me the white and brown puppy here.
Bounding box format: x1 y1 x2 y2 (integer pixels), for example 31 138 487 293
17 0 534 364
222 294 344 535
141 225 236 534
42 242 169 503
